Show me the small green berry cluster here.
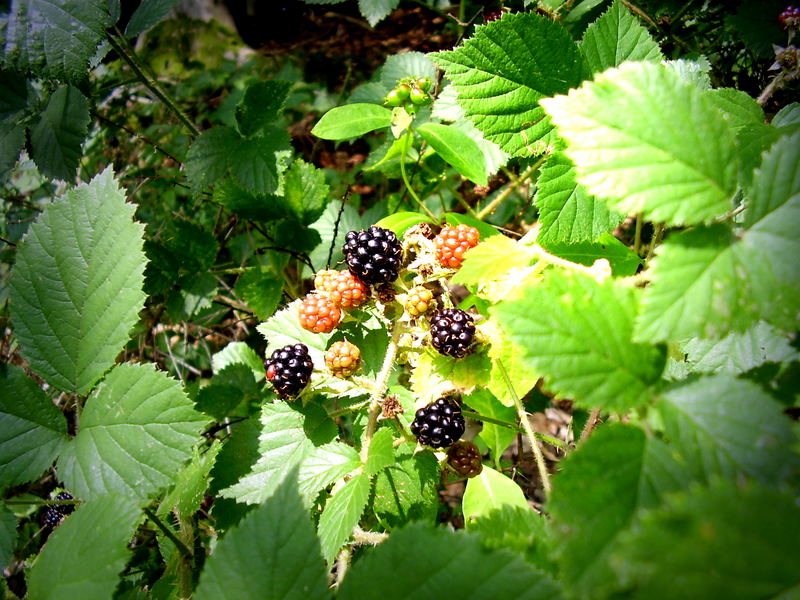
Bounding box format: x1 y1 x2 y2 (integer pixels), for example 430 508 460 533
384 76 433 113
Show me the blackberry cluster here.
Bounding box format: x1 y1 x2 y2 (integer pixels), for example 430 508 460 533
410 397 466 449
447 441 483 478
43 492 74 528
430 309 476 358
343 226 402 285
265 344 313 398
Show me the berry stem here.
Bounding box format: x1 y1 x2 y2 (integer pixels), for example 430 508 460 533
143 507 193 560
476 158 545 220
580 407 602 443
399 130 438 221
461 409 569 451
497 360 552 496
633 213 644 256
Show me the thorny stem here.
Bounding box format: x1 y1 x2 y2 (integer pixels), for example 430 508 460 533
461 409 568 451
476 158 544 221
498 360 551 496
334 547 351 588
399 130 437 220
106 30 201 138
579 408 602 444
143 507 193 560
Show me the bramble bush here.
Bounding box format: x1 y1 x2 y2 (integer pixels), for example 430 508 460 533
1 1 799 599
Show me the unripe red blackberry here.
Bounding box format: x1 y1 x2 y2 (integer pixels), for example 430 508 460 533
779 6 800 29
405 286 434 317
265 343 314 398
434 224 480 269
298 294 342 333
410 397 465 448
430 308 476 358
314 269 369 309
342 226 403 285
325 340 361 378
447 441 483 478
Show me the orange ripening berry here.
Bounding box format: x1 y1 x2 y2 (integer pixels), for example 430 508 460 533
405 286 434 317
325 340 361 378
298 294 342 333
314 269 369 309
434 224 480 269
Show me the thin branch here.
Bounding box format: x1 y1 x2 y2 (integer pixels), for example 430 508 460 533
143 507 193 560
399 130 437 220
92 110 182 165
579 408 602 444
476 157 544 221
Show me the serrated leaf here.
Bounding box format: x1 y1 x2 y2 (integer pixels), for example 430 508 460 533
234 80 292 138
442 212 502 240
484 321 541 407
410 349 491 403
27 496 142 600
364 427 395 476
0 364 67 488
493 271 665 411
195 473 328 600
580 0 662 73
0 123 24 177
378 51 436 87
432 14 587 157
0 0 112 83
462 465 529 528
257 300 333 368
311 104 392 140
159 441 222 519
283 159 329 225
9 167 146 394
664 57 711 89
221 402 336 504
297 442 360 505
374 211 433 237
417 122 487 185
772 102 800 127
235 267 283 321
371 447 440 530
548 424 689 598
704 88 765 131
212 341 265 381
543 232 642 277
318 472 370 564
0 503 16 571
29 84 89 181
357 0 399 26
308 200 364 274
125 0 180 36
470 505 554 573
612 479 800 600
337 522 561 600
209 419 261 495
534 153 623 245
450 234 534 288
58 363 208 502
658 374 799 485
541 62 738 226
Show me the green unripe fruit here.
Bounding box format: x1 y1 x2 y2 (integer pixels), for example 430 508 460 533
415 77 432 92
395 84 411 101
384 89 403 107
409 86 429 105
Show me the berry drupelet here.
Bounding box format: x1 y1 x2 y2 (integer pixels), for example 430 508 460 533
410 397 466 449
342 226 403 285
265 343 314 398
430 308 476 358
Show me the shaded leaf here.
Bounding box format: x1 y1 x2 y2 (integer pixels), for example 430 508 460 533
311 104 392 140
318 472 370 564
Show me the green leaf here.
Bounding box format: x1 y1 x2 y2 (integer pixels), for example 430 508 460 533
283 159 330 225
235 268 283 321
357 0 399 26
704 88 765 131
432 14 587 157
195 473 328 600
579 0 662 73
27 496 142 600
612 479 800 600
311 104 392 140
58 363 208 502
235 80 292 138
493 271 665 411
211 341 265 382
0 503 16 571
450 234 533 289
469 506 554 572
463 389 516 462
28 85 90 181
684 321 799 375
125 0 181 36
186 125 291 195
535 153 623 245
374 211 434 237
378 51 436 88
657 374 799 485
9 168 146 394
0 123 24 177
541 62 739 226
221 402 336 504
337 522 561 600
0 0 112 82
308 200 364 273
416 122 487 185
543 232 642 277
209 419 261 495
0 364 67 488
548 424 689 597
442 212 502 240
0 70 28 123
772 102 800 127
158 441 222 520
318 472 371 564
462 465 529 528
364 427 395 476
297 442 360 506
371 447 440 530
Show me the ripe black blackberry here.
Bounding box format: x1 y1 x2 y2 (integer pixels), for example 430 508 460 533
265 343 313 398
43 492 74 528
342 226 402 285
447 441 483 478
410 397 466 449
430 308 476 358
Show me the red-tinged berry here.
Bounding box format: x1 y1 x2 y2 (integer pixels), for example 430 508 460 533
410 397 466 449
314 269 369 309
343 226 403 285
325 340 361 378
298 294 342 333
434 224 480 269
430 308 476 358
409 86 429 105
447 441 483 478
405 286 434 317
779 6 800 29
265 343 313 398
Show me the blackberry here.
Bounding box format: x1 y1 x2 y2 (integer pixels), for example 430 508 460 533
265 343 314 398
325 340 361 378
410 397 466 449
405 286 434 317
434 224 480 269
430 308 476 358
298 293 342 334
43 492 74 528
314 269 369 309
447 441 483 478
342 226 402 285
